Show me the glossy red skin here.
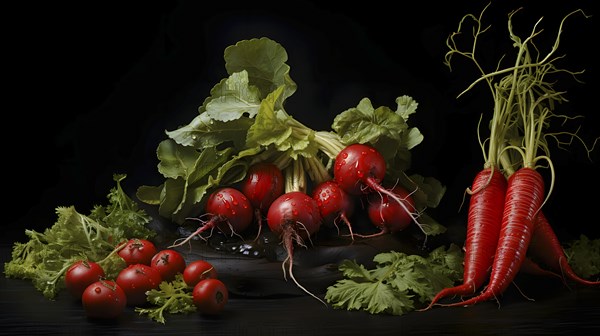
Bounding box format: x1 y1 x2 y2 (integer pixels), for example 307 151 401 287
82 280 127 319
205 187 254 235
117 238 158 266
312 180 355 224
150 249 187 282
183 260 217 287
424 167 507 309
333 143 386 195
529 211 600 286
444 167 546 307
65 260 106 299
116 264 162 306
367 185 416 233
241 162 284 213
267 191 322 239
192 278 228 315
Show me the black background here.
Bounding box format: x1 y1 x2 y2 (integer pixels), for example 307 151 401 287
2 0 599 334
7 0 598 240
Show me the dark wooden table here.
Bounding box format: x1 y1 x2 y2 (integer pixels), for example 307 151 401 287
2 228 600 336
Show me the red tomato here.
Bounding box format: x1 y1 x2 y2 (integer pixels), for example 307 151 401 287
116 264 162 306
64 260 105 299
183 260 217 287
117 238 158 266
150 249 187 282
192 278 228 315
81 279 127 319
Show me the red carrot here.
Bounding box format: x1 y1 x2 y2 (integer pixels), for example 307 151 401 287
519 257 562 280
422 167 507 309
443 167 546 307
528 211 600 286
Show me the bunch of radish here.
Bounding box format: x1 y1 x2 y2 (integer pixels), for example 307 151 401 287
136 37 447 305
423 4 598 310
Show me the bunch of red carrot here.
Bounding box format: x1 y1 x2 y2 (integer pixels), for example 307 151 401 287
423 4 598 309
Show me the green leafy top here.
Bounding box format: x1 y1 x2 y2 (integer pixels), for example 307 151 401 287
137 37 446 238
4 174 154 299
324 244 463 315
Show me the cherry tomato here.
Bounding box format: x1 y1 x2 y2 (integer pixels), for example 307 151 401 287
82 279 127 319
116 264 162 306
192 278 228 315
183 260 217 287
150 249 187 282
117 238 158 266
64 260 105 299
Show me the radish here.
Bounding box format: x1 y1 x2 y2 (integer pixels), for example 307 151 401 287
240 162 285 238
311 180 356 238
266 191 324 304
359 185 416 238
169 187 254 248
332 143 425 235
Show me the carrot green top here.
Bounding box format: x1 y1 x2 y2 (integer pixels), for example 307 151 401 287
444 3 593 201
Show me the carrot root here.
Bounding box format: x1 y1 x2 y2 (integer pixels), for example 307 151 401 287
445 168 546 307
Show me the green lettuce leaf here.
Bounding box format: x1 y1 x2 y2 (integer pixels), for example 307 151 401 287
325 244 463 315
4 175 152 299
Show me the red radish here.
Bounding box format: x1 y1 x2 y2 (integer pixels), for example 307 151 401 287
311 180 356 238
266 191 324 304
169 187 254 248
361 184 416 238
241 162 284 213
333 143 425 235
528 211 600 286
423 167 506 309
443 167 546 307
240 162 284 238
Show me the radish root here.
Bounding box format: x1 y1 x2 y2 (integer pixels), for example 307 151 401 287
280 222 327 306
